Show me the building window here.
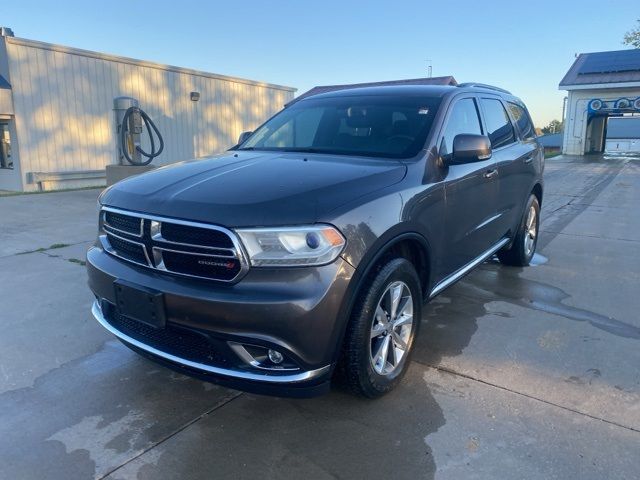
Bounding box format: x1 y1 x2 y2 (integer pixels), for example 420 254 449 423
0 122 12 169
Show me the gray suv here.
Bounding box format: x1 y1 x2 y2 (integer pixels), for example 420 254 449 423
87 83 543 398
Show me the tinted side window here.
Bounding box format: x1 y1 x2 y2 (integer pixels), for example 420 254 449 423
507 102 535 140
440 98 482 156
481 98 516 149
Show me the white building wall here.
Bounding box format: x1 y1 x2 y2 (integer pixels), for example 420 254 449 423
562 86 640 155
1 36 295 191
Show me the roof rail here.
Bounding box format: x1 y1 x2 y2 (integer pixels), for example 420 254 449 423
457 82 511 94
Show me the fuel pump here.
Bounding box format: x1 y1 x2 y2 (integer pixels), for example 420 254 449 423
114 97 164 166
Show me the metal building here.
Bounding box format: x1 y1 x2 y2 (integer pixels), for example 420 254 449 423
0 28 295 191
560 49 640 156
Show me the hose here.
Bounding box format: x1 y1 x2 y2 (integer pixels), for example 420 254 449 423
119 106 164 166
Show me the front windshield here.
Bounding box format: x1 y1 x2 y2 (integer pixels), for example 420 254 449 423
238 94 442 159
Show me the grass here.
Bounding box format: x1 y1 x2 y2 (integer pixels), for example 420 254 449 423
544 151 562 159
18 243 72 255
68 258 86 266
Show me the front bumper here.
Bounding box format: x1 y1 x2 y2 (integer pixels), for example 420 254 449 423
86 245 354 397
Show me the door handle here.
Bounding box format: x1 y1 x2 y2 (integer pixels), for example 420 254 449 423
523 154 534 164
483 169 498 179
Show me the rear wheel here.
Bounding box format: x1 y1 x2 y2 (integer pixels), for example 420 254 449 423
339 257 422 398
498 194 540 266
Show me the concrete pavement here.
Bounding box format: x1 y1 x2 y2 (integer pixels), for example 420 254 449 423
0 154 638 479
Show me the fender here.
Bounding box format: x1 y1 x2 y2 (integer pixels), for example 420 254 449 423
329 229 432 367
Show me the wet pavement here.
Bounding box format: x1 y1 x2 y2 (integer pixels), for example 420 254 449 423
1 154 639 479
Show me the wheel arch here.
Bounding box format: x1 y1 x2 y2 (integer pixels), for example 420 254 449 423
330 230 432 368
532 182 543 206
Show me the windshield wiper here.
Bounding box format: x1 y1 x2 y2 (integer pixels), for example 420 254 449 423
279 148 324 153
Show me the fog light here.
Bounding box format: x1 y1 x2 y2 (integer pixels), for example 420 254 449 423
268 349 284 364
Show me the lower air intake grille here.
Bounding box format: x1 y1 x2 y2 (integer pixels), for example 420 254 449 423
109 311 228 367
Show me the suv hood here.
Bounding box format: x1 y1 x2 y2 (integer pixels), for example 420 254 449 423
100 151 407 227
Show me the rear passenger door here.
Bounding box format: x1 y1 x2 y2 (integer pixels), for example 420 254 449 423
478 97 525 237
504 101 540 229
439 97 499 277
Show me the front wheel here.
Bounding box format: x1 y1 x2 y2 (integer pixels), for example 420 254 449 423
498 194 540 266
338 257 422 398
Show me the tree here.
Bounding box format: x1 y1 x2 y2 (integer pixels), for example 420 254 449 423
623 19 640 48
541 119 563 135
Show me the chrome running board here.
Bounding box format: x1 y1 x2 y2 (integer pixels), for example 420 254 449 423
429 237 509 299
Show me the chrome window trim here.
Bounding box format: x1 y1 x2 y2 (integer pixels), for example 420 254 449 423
99 206 250 283
92 301 330 383
102 209 143 237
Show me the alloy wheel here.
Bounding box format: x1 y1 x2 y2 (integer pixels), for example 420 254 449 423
524 204 537 257
369 281 414 376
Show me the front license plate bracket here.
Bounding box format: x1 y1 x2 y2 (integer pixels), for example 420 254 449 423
114 279 166 329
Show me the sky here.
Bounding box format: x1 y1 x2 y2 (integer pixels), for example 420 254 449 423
2 0 639 127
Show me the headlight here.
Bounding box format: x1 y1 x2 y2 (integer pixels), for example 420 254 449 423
235 225 346 267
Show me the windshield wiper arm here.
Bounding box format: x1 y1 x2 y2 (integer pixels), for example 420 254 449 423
279 147 324 153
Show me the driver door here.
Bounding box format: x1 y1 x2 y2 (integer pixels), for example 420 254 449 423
438 97 499 278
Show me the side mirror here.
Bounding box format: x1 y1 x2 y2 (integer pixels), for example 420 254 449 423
237 131 253 145
446 134 492 166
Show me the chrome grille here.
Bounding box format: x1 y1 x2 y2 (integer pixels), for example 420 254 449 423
100 207 248 282
104 210 143 237
105 231 149 266
160 222 233 248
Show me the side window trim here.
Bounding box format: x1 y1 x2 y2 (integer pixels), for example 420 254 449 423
478 96 517 151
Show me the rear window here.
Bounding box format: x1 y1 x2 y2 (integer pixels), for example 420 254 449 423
507 102 536 140
480 98 516 149
239 95 443 159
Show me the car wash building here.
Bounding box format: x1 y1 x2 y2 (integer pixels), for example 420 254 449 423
560 49 640 156
0 27 295 192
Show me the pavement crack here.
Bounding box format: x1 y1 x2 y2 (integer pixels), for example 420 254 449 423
2 240 93 259
417 362 640 434
539 230 640 244
99 390 243 479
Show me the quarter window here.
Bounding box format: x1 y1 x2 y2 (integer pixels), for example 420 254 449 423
481 99 516 149
507 102 535 140
440 98 482 156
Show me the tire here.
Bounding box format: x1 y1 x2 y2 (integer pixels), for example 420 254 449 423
497 194 540 267
338 257 422 398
